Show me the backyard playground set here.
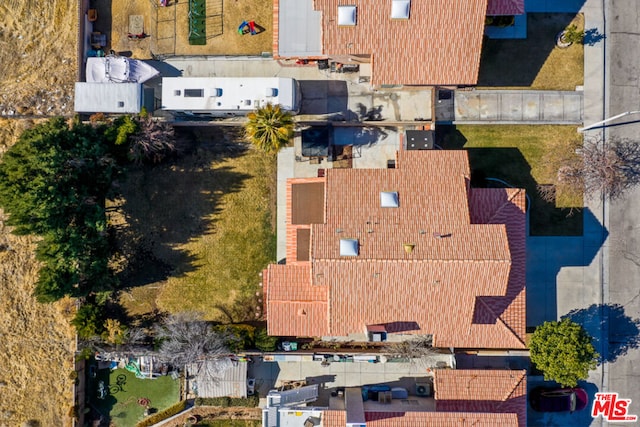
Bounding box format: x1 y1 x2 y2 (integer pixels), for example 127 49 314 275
89 356 181 426
147 0 272 56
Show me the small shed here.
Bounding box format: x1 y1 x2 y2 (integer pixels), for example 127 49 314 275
186 358 248 398
74 82 147 113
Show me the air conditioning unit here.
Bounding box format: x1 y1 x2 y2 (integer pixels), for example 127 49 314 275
415 382 431 397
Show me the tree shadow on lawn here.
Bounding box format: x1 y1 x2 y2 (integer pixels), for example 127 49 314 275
565 303 640 364
478 13 581 87
436 126 582 236
111 127 251 290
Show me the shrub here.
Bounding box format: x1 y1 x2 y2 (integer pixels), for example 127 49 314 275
195 397 231 407
215 324 256 353
106 115 139 146
135 400 187 427
230 395 259 407
71 303 105 339
195 396 258 407
254 327 278 352
562 24 584 44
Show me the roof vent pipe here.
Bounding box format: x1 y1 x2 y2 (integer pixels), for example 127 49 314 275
403 243 415 253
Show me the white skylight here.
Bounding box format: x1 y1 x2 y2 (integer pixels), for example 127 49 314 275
338 5 357 26
380 191 399 208
340 238 359 256
391 0 410 19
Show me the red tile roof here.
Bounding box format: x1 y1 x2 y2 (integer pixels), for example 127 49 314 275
263 263 329 336
324 410 518 427
436 369 527 426
266 150 526 349
323 369 526 426
487 0 525 16
311 0 488 86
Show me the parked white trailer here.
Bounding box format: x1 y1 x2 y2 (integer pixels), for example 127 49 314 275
74 82 144 114
161 77 301 117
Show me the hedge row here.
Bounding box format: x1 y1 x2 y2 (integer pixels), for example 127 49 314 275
195 395 259 407
135 400 187 427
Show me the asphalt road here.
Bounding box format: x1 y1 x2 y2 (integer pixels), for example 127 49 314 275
603 0 640 423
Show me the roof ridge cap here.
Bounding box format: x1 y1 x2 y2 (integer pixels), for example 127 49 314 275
486 188 525 224
477 298 526 348
496 370 527 408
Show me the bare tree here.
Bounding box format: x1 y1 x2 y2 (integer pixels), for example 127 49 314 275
154 312 229 371
540 136 640 202
382 335 443 370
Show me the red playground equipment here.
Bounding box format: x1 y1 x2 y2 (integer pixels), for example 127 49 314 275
238 20 258 35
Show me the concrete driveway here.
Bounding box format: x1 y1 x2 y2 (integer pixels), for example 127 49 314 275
453 90 583 124
162 57 432 124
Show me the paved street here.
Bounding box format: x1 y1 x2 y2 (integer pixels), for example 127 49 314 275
598 0 640 423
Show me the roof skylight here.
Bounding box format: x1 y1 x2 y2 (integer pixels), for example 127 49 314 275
340 238 359 256
380 191 399 208
391 0 410 19
338 5 357 26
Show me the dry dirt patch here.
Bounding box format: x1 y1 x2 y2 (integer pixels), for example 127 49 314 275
0 0 77 116
0 214 76 426
101 0 272 58
0 0 79 423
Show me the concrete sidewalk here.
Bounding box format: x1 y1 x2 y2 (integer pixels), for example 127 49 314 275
523 0 608 424
453 90 583 124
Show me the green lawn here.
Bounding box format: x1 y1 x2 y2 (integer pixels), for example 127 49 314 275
116 128 276 322
93 368 180 427
478 13 584 90
437 125 583 235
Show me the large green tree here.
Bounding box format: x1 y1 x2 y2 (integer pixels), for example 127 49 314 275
0 118 119 301
529 318 599 387
244 103 294 154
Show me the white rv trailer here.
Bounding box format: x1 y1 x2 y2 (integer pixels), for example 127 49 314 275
161 77 301 116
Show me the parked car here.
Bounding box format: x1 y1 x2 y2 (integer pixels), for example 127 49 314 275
247 378 256 396
530 387 589 413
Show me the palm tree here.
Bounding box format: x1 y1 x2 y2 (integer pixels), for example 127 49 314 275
245 103 295 154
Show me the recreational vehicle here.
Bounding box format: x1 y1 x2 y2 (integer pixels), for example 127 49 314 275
161 77 301 117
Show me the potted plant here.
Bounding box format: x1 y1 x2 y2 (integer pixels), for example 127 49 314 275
556 24 584 48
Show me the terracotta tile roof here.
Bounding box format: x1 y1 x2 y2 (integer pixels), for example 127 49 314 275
264 263 329 336
487 0 525 16
323 410 518 427
312 0 488 85
266 150 526 348
323 370 525 426
468 188 527 348
435 369 527 426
